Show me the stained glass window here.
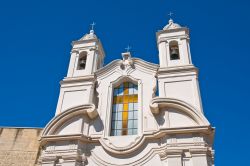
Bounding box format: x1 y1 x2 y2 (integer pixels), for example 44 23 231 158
111 82 138 136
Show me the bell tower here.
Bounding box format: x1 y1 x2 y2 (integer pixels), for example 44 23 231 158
157 19 192 67
157 19 203 113
67 29 105 77
55 29 105 115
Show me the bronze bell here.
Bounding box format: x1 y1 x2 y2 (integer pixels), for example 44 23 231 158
79 58 86 69
170 47 178 56
170 46 179 60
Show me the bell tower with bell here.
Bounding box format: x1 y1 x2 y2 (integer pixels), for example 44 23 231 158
55 24 105 115
156 18 203 113
67 24 105 77
157 18 192 67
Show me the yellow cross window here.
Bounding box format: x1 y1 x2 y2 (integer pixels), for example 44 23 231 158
111 82 138 136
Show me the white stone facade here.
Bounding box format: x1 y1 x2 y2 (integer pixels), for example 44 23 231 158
40 19 215 166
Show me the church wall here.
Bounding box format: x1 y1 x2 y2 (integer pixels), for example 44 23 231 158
158 69 203 113
0 128 42 166
55 78 95 115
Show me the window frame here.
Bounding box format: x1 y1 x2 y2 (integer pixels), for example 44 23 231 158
106 76 142 137
110 82 139 136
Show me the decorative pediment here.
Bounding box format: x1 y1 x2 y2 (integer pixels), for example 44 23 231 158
95 57 158 79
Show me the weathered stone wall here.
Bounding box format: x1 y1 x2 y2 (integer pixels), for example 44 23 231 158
0 128 42 166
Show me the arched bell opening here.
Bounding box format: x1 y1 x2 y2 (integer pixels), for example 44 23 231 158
77 51 87 70
169 40 180 60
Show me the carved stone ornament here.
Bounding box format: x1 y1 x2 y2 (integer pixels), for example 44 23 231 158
120 52 134 70
99 135 143 154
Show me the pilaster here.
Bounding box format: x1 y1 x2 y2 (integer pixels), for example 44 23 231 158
190 148 210 166
166 149 183 166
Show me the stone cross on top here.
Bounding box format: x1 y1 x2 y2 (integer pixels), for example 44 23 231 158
125 45 132 52
168 12 174 18
90 22 96 31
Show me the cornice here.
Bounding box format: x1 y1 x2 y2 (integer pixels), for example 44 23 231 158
157 34 189 45
40 134 92 146
40 124 214 148
61 75 96 85
165 149 183 157
149 126 214 138
156 27 189 38
133 58 159 71
71 38 99 45
95 59 120 77
157 65 198 75
98 125 213 155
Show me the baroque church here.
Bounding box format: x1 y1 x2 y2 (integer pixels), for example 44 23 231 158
0 18 214 166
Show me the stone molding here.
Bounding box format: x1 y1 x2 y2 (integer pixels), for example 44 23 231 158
98 125 213 155
40 134 92 146
156 27 189 38
42 104 98 137
149 97 209 125
71 38 98 45
157 65 198 75
91 139 213 166
95 58 158 79
40 140 87 166
60 75 96 85
99 135 144 154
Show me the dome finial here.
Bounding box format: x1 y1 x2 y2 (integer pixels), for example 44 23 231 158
90 29 94 34
78 22 97 41
163 13 182 30
169 18 174 24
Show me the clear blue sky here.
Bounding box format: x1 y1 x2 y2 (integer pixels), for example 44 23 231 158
0 0 249 165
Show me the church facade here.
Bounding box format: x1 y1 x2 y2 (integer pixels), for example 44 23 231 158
39 19 215 166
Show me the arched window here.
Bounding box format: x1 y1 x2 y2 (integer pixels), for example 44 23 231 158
111 82 138 136
169 41 180 60
77 52 87 70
